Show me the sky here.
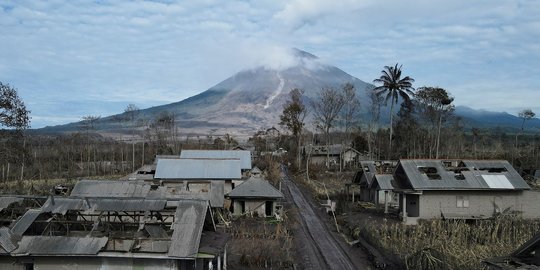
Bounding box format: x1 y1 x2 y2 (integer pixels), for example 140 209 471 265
1 0 539 128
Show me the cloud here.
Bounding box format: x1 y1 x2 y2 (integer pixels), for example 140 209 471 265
0 0 539 127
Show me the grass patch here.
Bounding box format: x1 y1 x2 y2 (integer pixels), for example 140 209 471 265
356 217 540 269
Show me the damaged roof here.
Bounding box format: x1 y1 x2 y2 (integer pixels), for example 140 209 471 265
0 196 24 211
180 150 252 170
226 177 283 199
11 209 42 236
168 200 208 258
41 197 167 214
396 159 530 191
12 236 108 255
70 180 151 197
154 158 242 180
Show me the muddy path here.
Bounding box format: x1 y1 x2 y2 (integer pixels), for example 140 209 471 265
281 165 372 270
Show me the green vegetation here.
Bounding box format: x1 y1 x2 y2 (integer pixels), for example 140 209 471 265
356 217 540 269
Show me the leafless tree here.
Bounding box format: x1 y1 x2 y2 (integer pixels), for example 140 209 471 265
124 104 140 171
311 87 345 168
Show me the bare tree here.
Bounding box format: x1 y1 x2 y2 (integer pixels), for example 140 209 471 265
367 87 383 159
515 109 536 162
311 87 345 168
340 83 360 170
124 104 140 171
279 88 308 166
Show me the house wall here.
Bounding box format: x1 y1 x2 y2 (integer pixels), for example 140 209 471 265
232 200 274 217
376 190 398 205
415 190 540 220
0 257 190 270
310 156 339 166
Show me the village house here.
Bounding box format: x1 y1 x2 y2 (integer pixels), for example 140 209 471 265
0 195 227 270
354 161 398 209
180 150 252 176
303 144 366 169
393 159 540 225
225 177 283 217
153 158 243 208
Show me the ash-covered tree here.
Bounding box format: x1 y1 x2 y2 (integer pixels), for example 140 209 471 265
373 63 414 157
341 83 361 144
514 109 536 162
1 82 30 129
1 82 30 181
393 99 420 158
279 88 308 166
415 87 454 159
311 87 345 168
124 104 140 171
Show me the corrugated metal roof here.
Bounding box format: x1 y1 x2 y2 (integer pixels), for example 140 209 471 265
180 150 252 170
168 200 208 258
397 159 530 191
210 181 224 207
145 225 168 238
154 158 242 180
0 227 16 252
11 209 42 235
251 166 262 174
41 197 167 214
226 177 283 199
0 196 24 211
358 161 376 187
12 236 108 255
140 240 170 253
374 175 394 190
70 180 151 197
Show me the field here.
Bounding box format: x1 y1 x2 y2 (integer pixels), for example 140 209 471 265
356 217 540 269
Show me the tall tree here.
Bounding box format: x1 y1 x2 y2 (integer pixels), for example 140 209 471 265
279 88 308 166
415 87 454 159
124 104 139 171
311 87 345 168
0 82 30 130
373 63 414 157
341 83 361 143
515 109 536 161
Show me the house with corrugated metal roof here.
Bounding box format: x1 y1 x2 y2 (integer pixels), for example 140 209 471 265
352 161 398 210
303 144 368 169
153 158 244 208
225 177 283 217
179 150 252 171
0 195 228 270
393 159 540 225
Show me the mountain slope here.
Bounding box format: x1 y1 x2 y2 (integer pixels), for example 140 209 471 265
35 49 539 135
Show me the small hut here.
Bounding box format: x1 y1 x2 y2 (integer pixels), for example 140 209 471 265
226 177 283 217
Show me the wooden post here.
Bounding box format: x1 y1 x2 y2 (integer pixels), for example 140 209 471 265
402 194 407 220
384 191 389 214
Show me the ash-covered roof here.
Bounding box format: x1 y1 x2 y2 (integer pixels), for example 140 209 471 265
168 200 208 258
154 158 242 180
70 180 151 197
180 150 252 170
11 209 41 236
396 159 530 191
41 197 167 214
374 175 395 190
12 236 108 255
0 196 24 211
226 177 283 199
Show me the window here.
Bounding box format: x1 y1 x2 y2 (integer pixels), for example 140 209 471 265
457 196 469 208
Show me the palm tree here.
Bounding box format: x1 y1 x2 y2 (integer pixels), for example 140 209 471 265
373 63 415 157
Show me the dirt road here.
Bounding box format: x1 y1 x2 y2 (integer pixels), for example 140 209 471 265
281 166 371 270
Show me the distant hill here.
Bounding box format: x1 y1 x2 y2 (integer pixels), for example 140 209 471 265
35 49 539 135
455 106 540 132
